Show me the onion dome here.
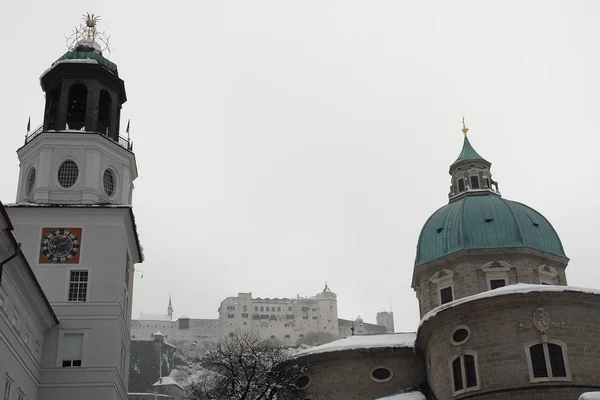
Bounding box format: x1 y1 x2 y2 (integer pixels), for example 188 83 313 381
415 123 567 266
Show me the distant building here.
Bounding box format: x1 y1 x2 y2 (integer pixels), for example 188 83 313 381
376 311 395 333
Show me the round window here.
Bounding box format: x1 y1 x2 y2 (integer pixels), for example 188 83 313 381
58 160 79 188
451 326 470 345
103 169 115 197
296 376 310 390
26 167 36 196
370 367 393 382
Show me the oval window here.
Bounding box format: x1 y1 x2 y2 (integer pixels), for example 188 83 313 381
103 169 115 197
26 167 36 196
451 326 470 345
58 160 79 188
296 376 310 390
371 367 393 382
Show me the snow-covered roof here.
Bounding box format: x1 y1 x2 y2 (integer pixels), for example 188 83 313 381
420 284 600 328
376 391 426 400
580 393 600 400
296 333 416 357
139 314 172 322
40 59 99 81
179 314 189 319
153 376 184 390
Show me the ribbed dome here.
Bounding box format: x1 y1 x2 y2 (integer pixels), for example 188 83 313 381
415 193 567 266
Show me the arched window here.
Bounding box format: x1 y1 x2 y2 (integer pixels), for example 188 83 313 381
47 88 59 130
525 340 571 382
98 90 112 136
450 351 480 395
66 84 87 130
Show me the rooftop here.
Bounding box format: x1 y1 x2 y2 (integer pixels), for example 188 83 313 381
296 333 415 357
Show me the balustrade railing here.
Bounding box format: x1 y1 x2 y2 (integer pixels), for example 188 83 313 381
24 124 132 151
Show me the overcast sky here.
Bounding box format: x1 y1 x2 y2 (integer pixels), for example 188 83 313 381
2 1 600 332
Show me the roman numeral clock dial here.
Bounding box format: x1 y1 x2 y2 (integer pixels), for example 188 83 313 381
39 228 82 264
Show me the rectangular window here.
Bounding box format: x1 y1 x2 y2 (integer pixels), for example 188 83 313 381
464 355 477 387
470 175 480 189
458 179 465 192
260 315 269 319
227 314 234 319
266 306 270 312
61 333 83 368
68 271 88 302
312 316 317 320
489 279 506 290
530 344 548 378
226 306 235 311
548 343 567 377
288 306 292 311
241 313 248 318
301 306 309 312
286 314 294 319
303 315 308 320
260 306 264 312
277 307 281 312
243 305 247 312
254 306 258 311
452 358 463 391
440 286 453 304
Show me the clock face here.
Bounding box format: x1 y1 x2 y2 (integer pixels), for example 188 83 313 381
39 228 82 264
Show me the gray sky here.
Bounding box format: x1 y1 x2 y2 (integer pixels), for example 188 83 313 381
2 1 600 332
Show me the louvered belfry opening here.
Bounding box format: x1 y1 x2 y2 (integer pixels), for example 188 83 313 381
66 83 87 130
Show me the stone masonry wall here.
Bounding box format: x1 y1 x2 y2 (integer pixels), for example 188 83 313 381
418 290 600 400
413 248 568 317
296 347 425 400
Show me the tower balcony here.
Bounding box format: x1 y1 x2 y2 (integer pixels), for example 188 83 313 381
25 124 132 151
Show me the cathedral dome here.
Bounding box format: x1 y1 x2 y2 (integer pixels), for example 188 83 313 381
415 192 567 266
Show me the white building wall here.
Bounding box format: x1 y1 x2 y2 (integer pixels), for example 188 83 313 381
7 206 140 400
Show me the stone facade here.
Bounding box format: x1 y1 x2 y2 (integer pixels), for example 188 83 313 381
294 346 425 400
417 289 600 400
412 247 568 317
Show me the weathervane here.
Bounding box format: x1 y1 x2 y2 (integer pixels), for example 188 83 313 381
65 13 111 55
462 117 469 136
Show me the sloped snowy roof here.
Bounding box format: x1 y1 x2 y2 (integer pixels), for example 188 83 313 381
376 390 426 400
420 283 600 328
153 376 183 390
580 393 600 400
296 333 416 357
139 314 172 322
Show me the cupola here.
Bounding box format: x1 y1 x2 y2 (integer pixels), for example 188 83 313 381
448 119 500 201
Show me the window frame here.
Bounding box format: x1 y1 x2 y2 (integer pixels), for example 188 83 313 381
430 269 455 306
55 329 88 368
481 261 511 291
449 351 481 396
65 268 90 302
524 339 571 383
538 265 559 285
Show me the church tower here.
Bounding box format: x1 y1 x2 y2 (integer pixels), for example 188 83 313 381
6 15 142 400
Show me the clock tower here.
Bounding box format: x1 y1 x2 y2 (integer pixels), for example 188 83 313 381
6 15 142 400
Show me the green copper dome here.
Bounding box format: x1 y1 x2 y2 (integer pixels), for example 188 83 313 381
415 193 567 266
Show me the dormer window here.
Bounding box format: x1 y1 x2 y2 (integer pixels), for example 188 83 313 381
458 179 465 192
470 175 480 189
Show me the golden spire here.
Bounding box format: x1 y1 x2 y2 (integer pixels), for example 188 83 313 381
82 13 100 40
462 116 469 136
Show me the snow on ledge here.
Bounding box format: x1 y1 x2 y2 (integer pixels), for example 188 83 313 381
376 391 426 400
40 59 99 81
580 393 600 400
296 332 416 358
153 376 183 389
420 283 600 329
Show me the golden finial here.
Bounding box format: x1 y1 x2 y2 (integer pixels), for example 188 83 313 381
82 13 100 40
462 116 469 136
